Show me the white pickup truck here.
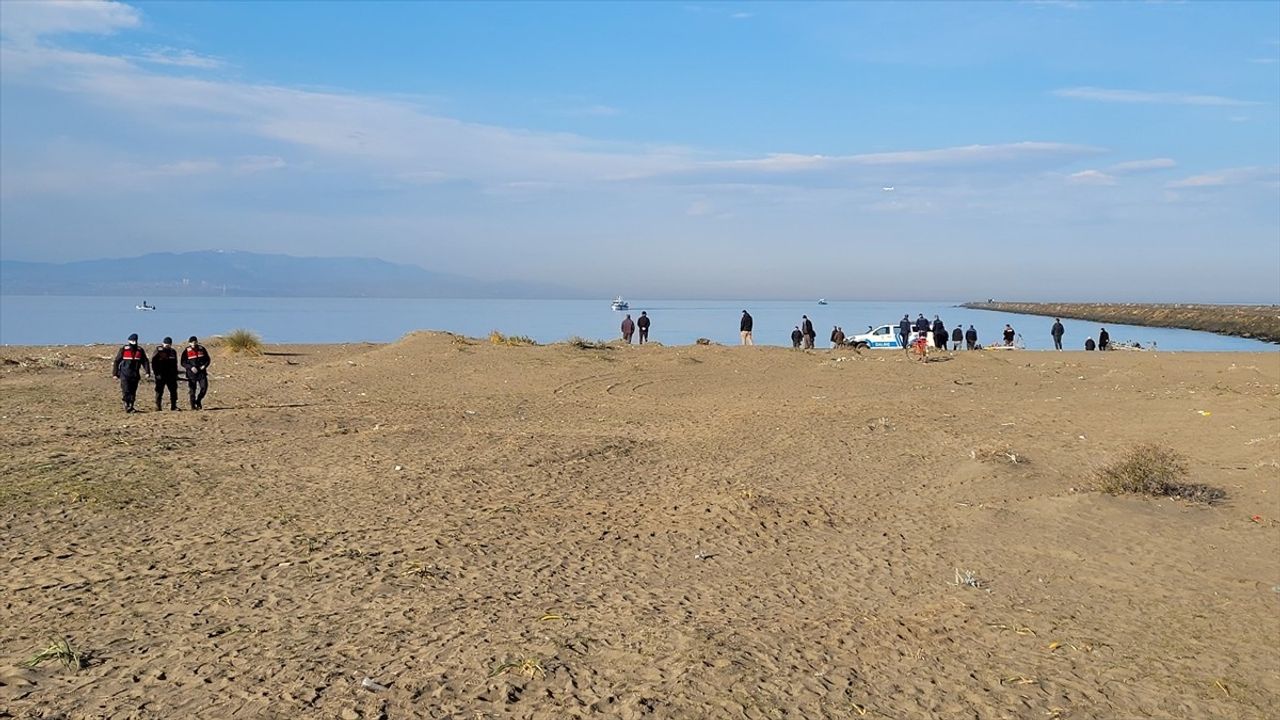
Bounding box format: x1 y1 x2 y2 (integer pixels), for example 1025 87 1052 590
846 324 919 350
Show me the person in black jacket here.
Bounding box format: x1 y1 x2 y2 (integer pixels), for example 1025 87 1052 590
1098 328 1110 351
965 325 978 350
152 337 181 411
636 311 650 343
951 326 963 351
1051 318 1066 351
739 310 754 345
181 336 212 409
931 316 947 350
1002 324 1016 346
1085 337 1096 351
898 315 912 349
111 333 151 413
914 314 929 334
791 326 803 348
801 315 815 349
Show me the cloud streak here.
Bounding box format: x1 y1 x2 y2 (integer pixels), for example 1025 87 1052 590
1053 86 1258 107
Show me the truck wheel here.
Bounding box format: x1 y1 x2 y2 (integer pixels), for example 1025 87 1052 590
853 341 869 350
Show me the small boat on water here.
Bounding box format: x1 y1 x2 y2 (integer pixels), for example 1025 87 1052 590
611 296 629 311
817 298 828 305
136 301 156 311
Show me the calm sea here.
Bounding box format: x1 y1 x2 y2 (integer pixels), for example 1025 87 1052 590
0 296 1274 352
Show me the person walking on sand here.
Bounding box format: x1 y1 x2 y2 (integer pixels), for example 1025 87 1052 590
965 325 978 350
182 336 211 410
791 326 803 349
112 333 151 413
932 316 947 351
1098 328 1110 351
1051 318 1066 351
152 337 181 411
801 315 815 349
1002 324 1016 346
621 314 635 344
951 325 963 351
637 311 650 343
740 310 754 345
898 314 912 349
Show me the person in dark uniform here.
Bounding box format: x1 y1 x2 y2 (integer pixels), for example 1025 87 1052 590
637 311 650 343
801 315 815 349
620 314 635 343
965 325 978 350
1002 324 1016 346
1098 328 1110 351
740 310 754 345
1085 338 1096 351
152 337 181 411
931 316 947 350
791 326 803 348
951 325 963 351
181 336 211 409
914 314 929 334
898 315 912 349
1051 318 1066 351
111 333 151 413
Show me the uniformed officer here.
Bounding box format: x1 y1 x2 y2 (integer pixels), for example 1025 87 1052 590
111 333 151 413
152 337 181 411
181 336 211 409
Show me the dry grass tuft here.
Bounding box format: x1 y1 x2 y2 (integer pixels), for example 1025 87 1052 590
567 336 611 350
223 328 263 355
489 330 537 347
23 637 88 671
970 445 1025 465
1095 444 1224 503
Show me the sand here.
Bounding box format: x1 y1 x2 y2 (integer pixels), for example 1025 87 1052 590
1 334 1278 719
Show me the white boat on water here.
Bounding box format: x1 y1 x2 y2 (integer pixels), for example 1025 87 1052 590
817 298 828 305
611 296 629 311
136 302 156 311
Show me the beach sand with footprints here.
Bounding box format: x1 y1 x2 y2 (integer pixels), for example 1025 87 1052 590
1 333 1278 719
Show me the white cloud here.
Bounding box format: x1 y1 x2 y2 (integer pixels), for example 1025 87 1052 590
0 0 140 40
1248 58 1278 64
135 47 225 70
147 159 220 177
1066 170 1116 186
235 155 287 174
1053 86 1258 107
1107 158 1176 174
730 12 754 19
1166 166 1280 188
571 104 621 117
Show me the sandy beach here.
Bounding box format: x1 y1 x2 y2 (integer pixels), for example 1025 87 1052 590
2 334 1278 719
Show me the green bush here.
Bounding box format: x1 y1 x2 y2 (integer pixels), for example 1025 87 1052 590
223 328 263 355
1095 444 1223 503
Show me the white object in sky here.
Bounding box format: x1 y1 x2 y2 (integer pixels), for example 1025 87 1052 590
881 186 895 191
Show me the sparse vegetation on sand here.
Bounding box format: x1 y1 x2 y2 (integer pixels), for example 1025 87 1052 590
222 328 263 355
963 301 1280 344
489 331 537 346
566 336 611 350
1095 444 1224 503
23 637 88 671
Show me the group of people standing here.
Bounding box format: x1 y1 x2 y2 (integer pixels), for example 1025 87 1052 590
619 312 651 344
111 334 211 413
898 314 982 352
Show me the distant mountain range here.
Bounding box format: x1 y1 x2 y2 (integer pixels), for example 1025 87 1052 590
0 251 576 299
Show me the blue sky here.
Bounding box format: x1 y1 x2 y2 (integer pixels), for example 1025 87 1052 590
1 0 1277 301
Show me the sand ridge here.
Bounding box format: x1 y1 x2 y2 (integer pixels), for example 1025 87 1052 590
1 333 1278 719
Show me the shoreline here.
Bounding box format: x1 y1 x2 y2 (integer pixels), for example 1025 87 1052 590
962 301 1280 345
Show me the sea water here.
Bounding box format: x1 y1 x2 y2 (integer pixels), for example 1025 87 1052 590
0 296 1275 351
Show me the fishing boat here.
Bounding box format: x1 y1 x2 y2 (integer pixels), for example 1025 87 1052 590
610 296 629 311
136 301 156 311
817 298 828 305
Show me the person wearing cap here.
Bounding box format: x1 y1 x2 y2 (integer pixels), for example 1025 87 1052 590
739 310 754 346
636 311 650 343
181 336 212 409
111 333 151 413
152 337 181 411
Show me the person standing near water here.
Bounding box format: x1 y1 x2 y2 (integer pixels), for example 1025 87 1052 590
898 315 912 349
791 326 803 348
182 336 211 410
740 310 754 345
1003 324 1016 346
1051 318 1066 351
965 325 978 350
112 333 151 413
951 325 963 351
801 315 815 349
152 337 181 411
931 316 947 351
621 314 635 343
1098 328 1110 351
637 311 650 343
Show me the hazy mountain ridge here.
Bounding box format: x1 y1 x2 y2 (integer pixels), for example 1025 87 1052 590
0 251 575 299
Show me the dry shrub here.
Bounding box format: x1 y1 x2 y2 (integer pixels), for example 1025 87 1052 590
223 328 263 355
970 445 1024 464
1095 444 1224 503
488 330 537 346
567 336 610 350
